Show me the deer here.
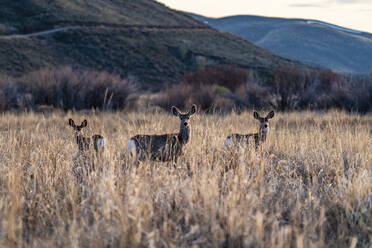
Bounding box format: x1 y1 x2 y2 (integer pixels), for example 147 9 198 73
224 110 275 149
68 119 105 156
127 104 197 166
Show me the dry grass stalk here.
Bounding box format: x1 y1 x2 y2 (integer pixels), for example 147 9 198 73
0 110 370 247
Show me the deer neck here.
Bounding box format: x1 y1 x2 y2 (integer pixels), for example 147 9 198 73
75 133 89 150
258 129 267 142
75 133 83 144
178 125 190 145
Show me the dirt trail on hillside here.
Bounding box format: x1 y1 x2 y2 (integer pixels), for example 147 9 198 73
0 21 211 39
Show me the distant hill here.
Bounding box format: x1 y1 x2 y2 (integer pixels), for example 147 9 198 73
0 0 310 88
189 13 372 74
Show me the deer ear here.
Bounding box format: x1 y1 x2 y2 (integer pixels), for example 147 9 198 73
266 110 275 119
81 119 88 127
253 111 260 120
172 106 180 117
188 104 197 116
68 118 76 127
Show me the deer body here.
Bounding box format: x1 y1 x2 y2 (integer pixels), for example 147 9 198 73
128 105 196 163
225 111 274 148
69 119 105 156
128 133 184 162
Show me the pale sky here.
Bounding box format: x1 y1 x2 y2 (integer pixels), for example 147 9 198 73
157 0 372 33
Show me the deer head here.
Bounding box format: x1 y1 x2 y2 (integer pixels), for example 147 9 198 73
172 104 197 129
68 119 88 134
253 110 275 134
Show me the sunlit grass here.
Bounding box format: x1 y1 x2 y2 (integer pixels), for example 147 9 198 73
0 110 370 247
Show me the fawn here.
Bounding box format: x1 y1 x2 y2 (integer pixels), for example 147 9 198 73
68 119 105 156
225 110 275 148
127 104 197 165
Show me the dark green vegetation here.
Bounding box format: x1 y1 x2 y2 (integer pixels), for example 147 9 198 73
189 13 372 74
0 0 308 87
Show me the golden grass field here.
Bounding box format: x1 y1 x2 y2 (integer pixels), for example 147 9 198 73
0 110 371 247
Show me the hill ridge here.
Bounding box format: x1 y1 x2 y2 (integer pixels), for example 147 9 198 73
188 13 372 74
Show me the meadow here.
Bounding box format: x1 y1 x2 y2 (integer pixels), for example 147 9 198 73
0 110 370 247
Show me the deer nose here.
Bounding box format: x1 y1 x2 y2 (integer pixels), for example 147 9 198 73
264 124 268 128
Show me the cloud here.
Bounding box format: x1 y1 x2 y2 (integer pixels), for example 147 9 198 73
290 0 372 8
289 0 333 8
329 0 372 4
290 3 327 8
358 8 372 11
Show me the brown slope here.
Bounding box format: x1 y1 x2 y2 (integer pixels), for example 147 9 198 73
0 0 311 87
0 0 201 34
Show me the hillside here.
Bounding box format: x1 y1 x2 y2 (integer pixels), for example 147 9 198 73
190 14 372 74
0 0 201 34
0 0 310 87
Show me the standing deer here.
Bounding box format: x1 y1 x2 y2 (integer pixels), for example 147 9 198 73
225 110 275 148
68 119 105 156
127 104 197 165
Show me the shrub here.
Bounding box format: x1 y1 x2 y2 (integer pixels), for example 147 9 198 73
1 66 372 113
180 66 250 91
155 67 258 112
153 83 191 111
154 83 218 112
235 82 272 110
348 75 372 113
267 69 310 111
0 79 30 111
0 67 137 112
155 67 372 113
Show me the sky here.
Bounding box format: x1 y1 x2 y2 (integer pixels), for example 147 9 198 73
156 0 372 33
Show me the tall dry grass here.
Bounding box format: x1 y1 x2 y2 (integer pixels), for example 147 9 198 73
0 110 371 247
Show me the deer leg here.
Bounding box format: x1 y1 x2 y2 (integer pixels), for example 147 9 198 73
172 157 178 169
134 159 140 169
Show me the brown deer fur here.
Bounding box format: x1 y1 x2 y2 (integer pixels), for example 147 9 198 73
225 111 275 148
127 104 197 164
68 119 105 156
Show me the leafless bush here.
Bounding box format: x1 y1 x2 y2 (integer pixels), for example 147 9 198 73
27 67 137 110
235 82 272 110
156 67 372 113
267 69 312 110
1 67 372 113
0 90 6 112
154 84 191 110
0 80 30 111
266 69 372 113
295 71 372 112
155 83 217 112
180 66 249 91
156 67 255 112
0 67 137 112
348 75 372 113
